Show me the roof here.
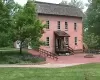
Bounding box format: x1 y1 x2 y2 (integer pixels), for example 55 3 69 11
36 1 83 18
54 30 70 37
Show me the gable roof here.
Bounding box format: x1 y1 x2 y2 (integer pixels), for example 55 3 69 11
36 1 83 18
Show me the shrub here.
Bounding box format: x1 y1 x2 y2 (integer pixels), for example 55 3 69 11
0 50 45 64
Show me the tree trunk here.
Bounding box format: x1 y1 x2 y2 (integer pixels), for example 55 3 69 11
20 41 23 54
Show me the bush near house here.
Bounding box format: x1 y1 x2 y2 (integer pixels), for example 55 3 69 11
0 50 45 64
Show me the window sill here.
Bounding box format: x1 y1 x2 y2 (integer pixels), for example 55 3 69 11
65 29 68 31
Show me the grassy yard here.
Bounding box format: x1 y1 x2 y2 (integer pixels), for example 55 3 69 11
0 47 18 50
0 63 100 80
0 49 45 64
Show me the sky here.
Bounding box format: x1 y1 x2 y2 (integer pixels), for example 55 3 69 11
14 0 88 11
14 0 88 5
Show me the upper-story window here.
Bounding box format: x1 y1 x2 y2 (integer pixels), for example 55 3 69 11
46 37 49 46
74 23 77 31
46 21 49 29
57 21 60 29
75 37 77 45
65 22 68 30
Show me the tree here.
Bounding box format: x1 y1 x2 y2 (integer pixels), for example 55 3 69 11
0 0 13 47
69 0 84 10
86 0 100 34
0 0 11 32
0 0 22 47
60 0 84 10
59 0 68 5
13 0 45 54
85 0 100 46
84 33 99 49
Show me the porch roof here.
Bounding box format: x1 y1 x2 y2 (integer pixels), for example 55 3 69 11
54 30 70 37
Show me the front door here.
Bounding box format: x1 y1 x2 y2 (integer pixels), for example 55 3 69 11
57 38 65 50
57 38 61 49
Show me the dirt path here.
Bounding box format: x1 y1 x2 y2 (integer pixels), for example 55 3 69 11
0 63 86 68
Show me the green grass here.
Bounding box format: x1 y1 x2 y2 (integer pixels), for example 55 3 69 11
0 47 18 50
0 50 45 64
0 63 100 80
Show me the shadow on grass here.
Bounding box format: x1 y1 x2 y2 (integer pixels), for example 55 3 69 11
0 50 45 64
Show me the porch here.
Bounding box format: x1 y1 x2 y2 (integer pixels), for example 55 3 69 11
29 50 100 65
54 30 74 55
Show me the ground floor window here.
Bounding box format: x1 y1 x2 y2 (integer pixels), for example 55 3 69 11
46 37 49 46
65 37 69 45
75 37 77 45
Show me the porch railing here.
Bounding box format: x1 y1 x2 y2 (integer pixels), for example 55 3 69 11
66 46 74 55
39 48 58 61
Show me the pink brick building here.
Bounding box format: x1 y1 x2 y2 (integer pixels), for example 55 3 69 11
36 2 83 55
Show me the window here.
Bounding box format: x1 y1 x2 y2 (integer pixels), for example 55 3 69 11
65 37 69 45
58 21 60 29
74 23 77 31
65 22 68 30
46 21 49 29
75 37 77 45
46 37 49 46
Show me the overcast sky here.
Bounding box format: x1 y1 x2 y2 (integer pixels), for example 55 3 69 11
14 0 88 5
14 0 88 11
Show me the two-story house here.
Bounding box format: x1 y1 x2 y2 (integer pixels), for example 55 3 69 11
15 1 83 55
36 1 83 55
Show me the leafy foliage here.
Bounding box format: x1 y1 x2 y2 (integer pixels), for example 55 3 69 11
12 0 46 54
31 40 45 50
0 0 15 47
0 0 11 32
84 0 100 47
59 0 68 5
84 33 99 49
60 0 84 10
69 0 84 10
0 0 45 50
85 0 100 35
0 50 45 64
0 32 13 47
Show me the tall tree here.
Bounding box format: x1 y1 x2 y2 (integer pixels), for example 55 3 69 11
69 0 84 10
0 0 10 32
85 0 100 46
59 0 68 5
13 0 45 54
60 0 84 10
0 0 13 47
86 0 100 34
84 32 99 49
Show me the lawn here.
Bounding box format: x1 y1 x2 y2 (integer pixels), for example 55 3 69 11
0 47 19 50
0 63 100 80
0 49 45 64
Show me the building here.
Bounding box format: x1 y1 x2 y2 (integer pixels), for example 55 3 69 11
36 1 83 55
15 1 83 55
